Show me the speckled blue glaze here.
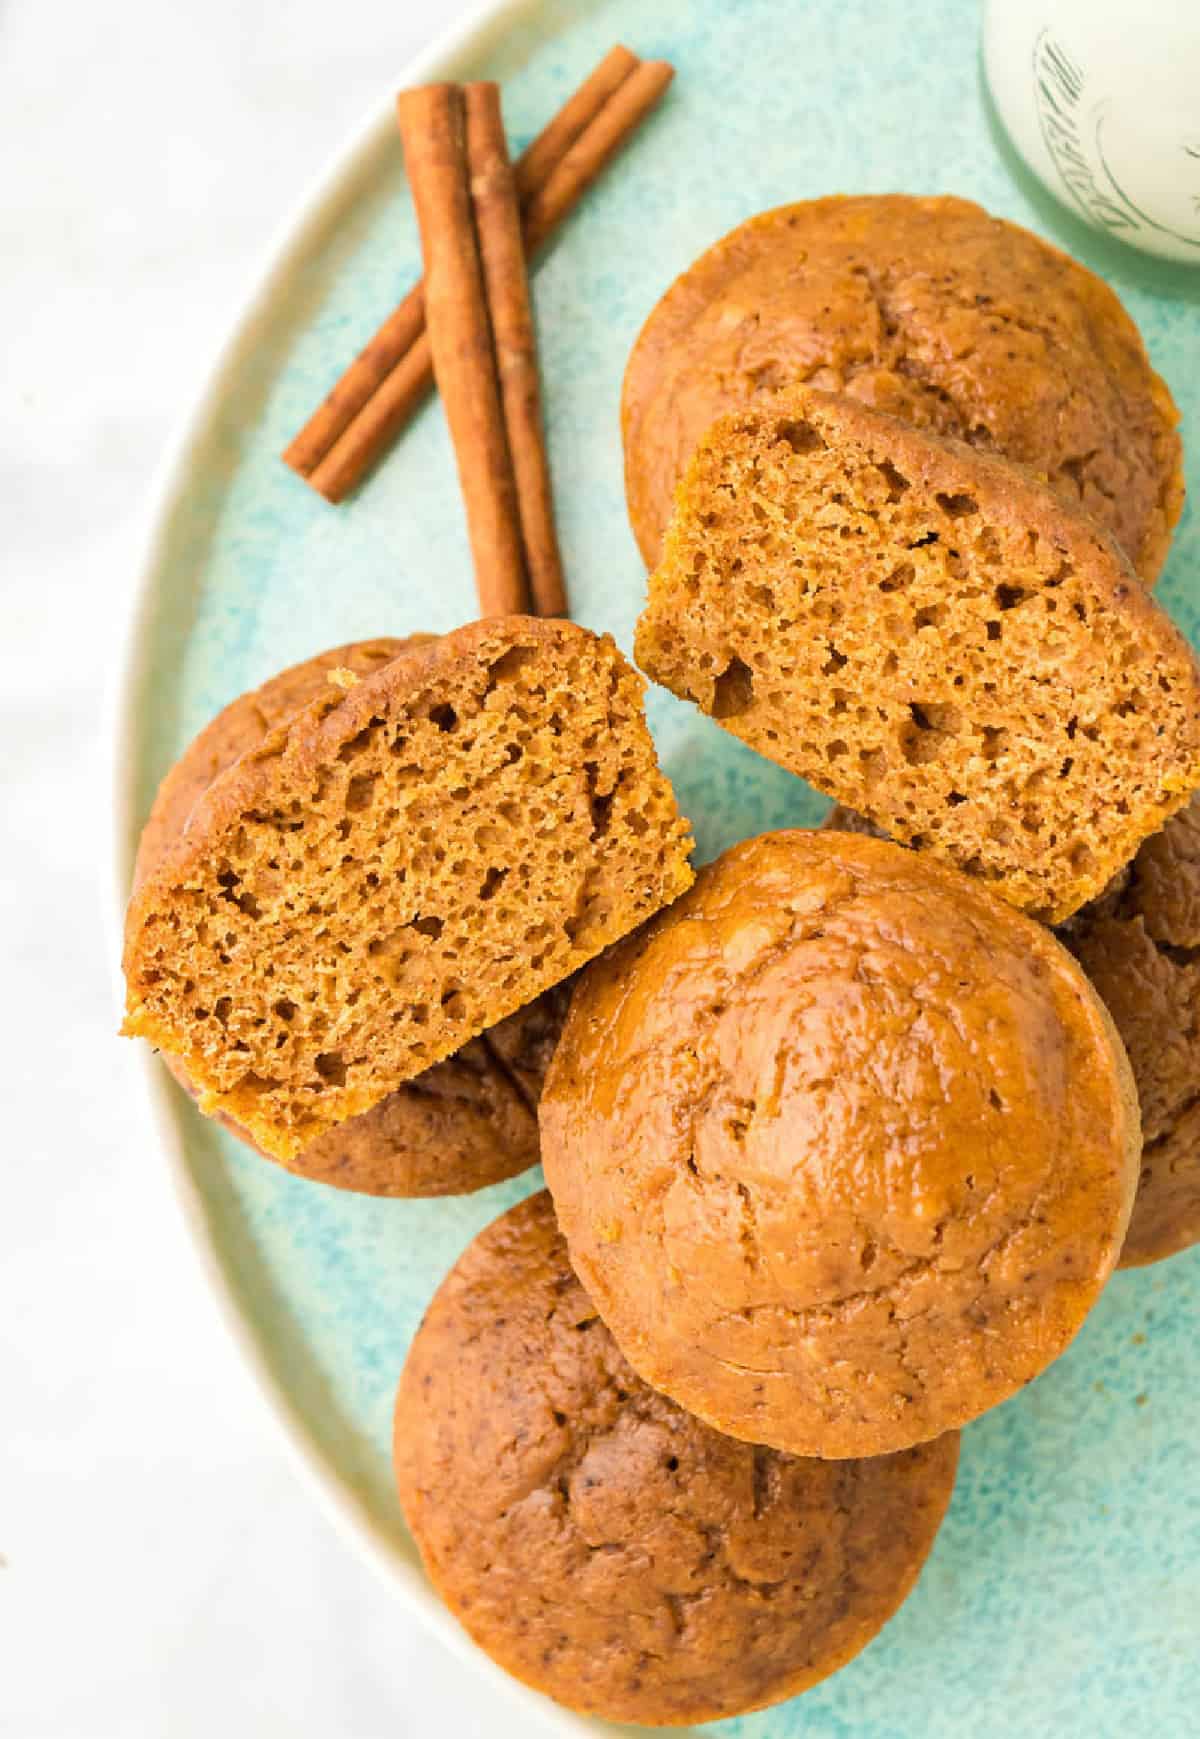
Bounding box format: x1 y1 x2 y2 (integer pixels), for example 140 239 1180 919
123 0 1200 1732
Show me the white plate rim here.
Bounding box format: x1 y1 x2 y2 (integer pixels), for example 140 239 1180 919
105 4 623 1731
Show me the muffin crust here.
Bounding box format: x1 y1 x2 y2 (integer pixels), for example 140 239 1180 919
1062 794 1200 1267
541 830 1139 1457
394 1191 960 1725
825 798 1200 1268
623 194 1183 581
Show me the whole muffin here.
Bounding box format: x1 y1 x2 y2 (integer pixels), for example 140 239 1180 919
134 636 567 1196
394 1191 960 1726
824 799 1200 1268
540 830 1139 1458
622 195 1183 581
1060 792 1200 1267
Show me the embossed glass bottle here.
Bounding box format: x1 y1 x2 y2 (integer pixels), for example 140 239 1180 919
983 0 1200 264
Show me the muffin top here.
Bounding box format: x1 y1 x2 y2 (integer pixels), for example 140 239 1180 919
824 797 1200 1270
622 195 1183 581
394 1190 959 1726
540 830 1139 1458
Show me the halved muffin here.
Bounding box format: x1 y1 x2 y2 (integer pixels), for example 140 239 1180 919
636 389 1200 922
131 635 570 1196
124 619 693 1160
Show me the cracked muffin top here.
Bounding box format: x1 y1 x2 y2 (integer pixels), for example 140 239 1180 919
393 1190 960 1726
540 829 1139 1458
621 195 1183 582
133 635 568 1198
824 797 1200 1269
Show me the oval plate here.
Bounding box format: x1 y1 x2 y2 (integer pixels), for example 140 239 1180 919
112 0 1200 1732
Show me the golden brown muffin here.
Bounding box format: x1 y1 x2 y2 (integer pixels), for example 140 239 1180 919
123 618 694 1162
1059 794 1200 1267
394 1191 960 1726
823 799 1200 1268
133 636 567 1196
622 195 1183 582
540 831 1139 1459
131 638 429 889
636 388 1200 924
167 986 570 1197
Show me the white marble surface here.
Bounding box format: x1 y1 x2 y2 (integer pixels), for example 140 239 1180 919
1 2 533 1732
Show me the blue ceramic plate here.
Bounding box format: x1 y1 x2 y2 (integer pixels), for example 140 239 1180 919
112 0 1200 1732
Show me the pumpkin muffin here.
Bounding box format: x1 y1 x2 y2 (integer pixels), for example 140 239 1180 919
123 619 694 1162
622 194 1183 581
540 830 1139 1459
824 798 1200 1268
168 990 570 1197
635 388 1200 923
131 638 429 888
394 1190 960 1726
1059 793 1200 1267
132 636 569 1196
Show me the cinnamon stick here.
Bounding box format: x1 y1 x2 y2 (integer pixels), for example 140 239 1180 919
284 46 674 511
287 45 638 487
466 83 566 619
283 284 424 479
522 60 675 251
513 43 637 202
307 330 432 504
397 83 530 617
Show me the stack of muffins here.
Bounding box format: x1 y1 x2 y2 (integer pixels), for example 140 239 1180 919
123 196 1199 1726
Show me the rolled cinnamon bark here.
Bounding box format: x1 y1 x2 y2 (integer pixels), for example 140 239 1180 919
307 331 433 503
397 82 530 617
513 43 638 202
284 285 425 480
283 47 674 518
285 45 641 494
466 82 566 619
523 59 675 251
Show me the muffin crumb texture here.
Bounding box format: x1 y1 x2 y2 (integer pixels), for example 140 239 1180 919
636 388 1200 923
123 618 693 1160
133 633 570 1197
178 981 571 1197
